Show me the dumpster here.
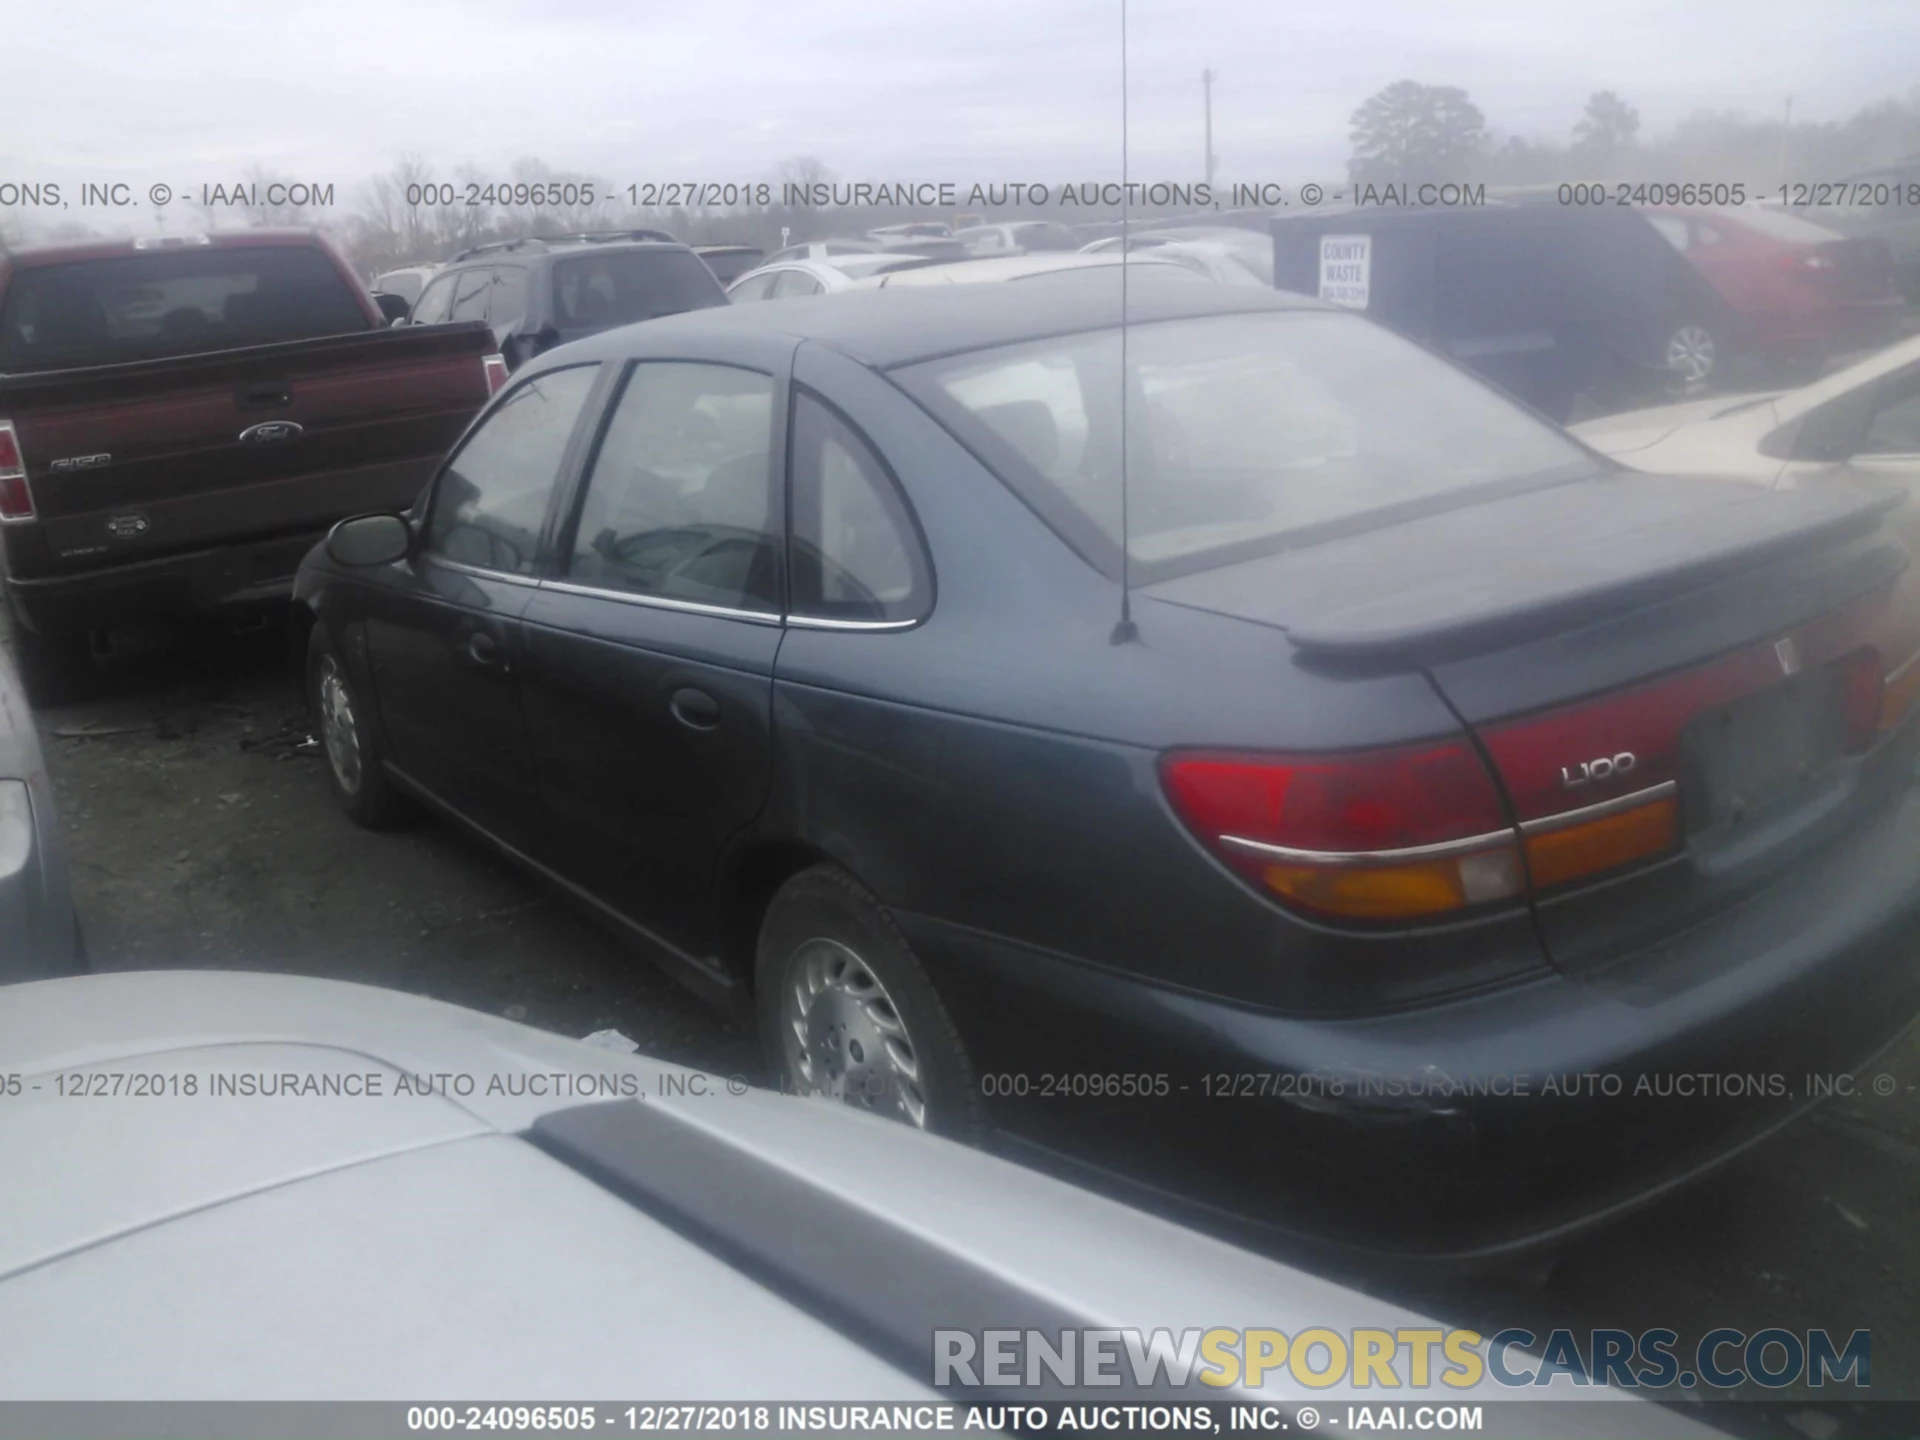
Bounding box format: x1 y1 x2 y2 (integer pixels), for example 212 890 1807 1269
1269 200 1733 421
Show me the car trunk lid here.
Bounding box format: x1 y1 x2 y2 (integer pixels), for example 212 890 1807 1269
1145 471 1919 972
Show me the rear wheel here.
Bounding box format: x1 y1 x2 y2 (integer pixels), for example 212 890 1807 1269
1663 321 1721 391
756 865 983 1141
306 625 412 829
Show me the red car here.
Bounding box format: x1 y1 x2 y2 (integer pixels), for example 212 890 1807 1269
1644 206 1906 386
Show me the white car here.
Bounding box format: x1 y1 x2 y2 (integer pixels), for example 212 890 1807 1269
725 253 939 301
0 969 1712 1427
954 221 1083 256
368 263 438 304
1572 332 1920 542
760 239 887 264
847 251 1198 288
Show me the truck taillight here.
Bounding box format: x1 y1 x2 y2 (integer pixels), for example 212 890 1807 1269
482 354 509 394
0 421 33 523
1160 742 1526 921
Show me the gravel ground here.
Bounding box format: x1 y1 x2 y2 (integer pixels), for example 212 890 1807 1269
9 614 1918 1426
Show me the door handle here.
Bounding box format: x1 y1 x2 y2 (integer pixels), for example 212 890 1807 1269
669 686 721 730
465 631 509 674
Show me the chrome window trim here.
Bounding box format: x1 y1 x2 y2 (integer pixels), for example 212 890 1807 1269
539 577 782 627
785 613 921 632
418 553 541 588
1218 828 1516 867
1517 780 1679 837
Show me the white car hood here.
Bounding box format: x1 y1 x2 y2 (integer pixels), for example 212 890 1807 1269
1572 392 1783 457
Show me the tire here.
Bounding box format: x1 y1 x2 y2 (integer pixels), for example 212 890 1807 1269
755 865 983 1141
306 624 412 829
1662 320 1721 392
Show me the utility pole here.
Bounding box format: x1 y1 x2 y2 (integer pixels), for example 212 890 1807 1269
1202 68 1217 186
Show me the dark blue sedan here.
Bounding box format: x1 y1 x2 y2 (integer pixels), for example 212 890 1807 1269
293 269 1920 1259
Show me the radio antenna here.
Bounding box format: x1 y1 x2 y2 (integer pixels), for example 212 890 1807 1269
1110 0 1138 646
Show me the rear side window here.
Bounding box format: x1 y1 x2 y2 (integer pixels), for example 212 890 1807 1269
789 392 929 624
0 245 370 372
425 364 600 575
450 268 494 322
568 362 779 612
772 271 824 298
729 273 779 303
551 251 728 330
411 273 459 325
490 267 529 328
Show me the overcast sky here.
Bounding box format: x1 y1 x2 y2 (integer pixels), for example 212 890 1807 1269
6 0 1916 210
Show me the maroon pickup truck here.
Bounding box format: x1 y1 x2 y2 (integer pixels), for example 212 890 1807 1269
0 230 503 696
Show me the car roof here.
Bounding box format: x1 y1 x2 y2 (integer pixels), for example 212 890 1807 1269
546 264 1326 370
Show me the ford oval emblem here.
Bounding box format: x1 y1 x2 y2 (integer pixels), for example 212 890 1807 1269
105 512 150 540
238 420 304 445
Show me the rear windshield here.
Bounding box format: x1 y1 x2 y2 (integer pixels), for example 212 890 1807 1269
550 250 729 330
895 310 1594 581
0 245 371 373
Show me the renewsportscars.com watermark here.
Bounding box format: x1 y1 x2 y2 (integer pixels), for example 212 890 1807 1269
933 1327 1871 1391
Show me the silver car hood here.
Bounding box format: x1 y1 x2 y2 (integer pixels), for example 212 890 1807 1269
0 973 1714 1430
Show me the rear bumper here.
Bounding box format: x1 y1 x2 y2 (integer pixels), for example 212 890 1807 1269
2 530 324 640
900 763 1920 1260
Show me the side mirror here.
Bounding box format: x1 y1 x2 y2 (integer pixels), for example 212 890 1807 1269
325 512 414 567
373 292 413 323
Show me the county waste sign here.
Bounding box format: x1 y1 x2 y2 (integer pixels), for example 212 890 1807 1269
1318 234 1371 308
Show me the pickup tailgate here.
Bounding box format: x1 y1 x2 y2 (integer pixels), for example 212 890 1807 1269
0 321 495 582
1145 471 1920 973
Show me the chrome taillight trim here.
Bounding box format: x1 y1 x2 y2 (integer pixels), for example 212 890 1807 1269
1516 780 1679 837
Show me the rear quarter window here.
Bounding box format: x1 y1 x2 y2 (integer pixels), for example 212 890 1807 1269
0 245 371 372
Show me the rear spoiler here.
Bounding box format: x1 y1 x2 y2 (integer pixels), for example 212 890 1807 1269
1287 481 1907 659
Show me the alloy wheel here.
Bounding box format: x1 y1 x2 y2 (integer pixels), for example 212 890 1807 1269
1665 325 1716 386
780 937 927 1128
316 655 364 796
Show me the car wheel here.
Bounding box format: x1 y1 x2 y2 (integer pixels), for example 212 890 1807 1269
756 865 983 1141
1663 322 1719 390
306 624 412 829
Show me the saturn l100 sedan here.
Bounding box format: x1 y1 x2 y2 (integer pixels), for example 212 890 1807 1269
292 268 1920 1260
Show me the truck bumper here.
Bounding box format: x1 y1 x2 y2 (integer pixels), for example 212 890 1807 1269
3 530 325 640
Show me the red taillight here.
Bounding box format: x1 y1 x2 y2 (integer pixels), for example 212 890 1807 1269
0 421 33 522
481 354 509 394
1162 743 1526 921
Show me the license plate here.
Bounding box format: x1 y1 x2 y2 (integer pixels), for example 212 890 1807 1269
1683 673 1846 831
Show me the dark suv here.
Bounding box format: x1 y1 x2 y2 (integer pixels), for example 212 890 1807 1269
406 231 730 371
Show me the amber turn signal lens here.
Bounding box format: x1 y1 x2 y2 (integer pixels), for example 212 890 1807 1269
1260 843 1525 921
1523 796 1678 891
1880 655 1920 736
